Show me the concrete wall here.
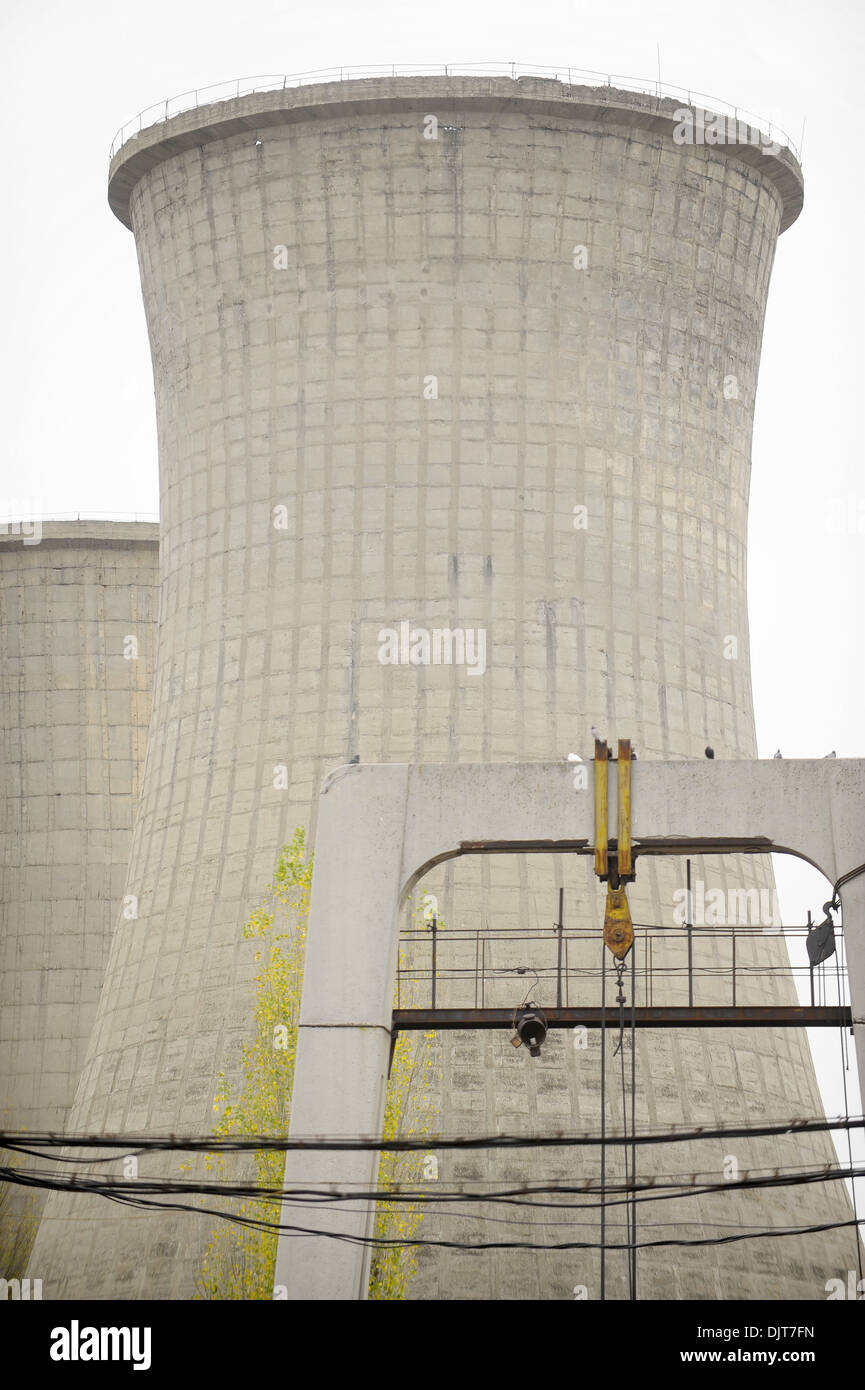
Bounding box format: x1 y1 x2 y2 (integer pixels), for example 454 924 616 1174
30 77 859 1298
0 522 158 1269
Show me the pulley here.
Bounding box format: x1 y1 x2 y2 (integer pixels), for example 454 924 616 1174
603 882 633 960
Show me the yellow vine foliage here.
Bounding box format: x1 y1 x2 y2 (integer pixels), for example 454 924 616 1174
0 1125 39 1279
369 930 437 1299
195 829 436 1300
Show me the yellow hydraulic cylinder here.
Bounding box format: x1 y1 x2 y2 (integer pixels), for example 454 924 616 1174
617 738 632 878
593 739 608 878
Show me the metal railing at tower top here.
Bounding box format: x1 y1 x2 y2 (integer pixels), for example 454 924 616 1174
108 63 801 164
0 511 159 524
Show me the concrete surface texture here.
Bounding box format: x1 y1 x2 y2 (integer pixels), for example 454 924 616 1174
29 76 860 1298
0 522 158 1268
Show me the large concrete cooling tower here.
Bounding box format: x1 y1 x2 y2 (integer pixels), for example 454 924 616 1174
30 76 859 1300
1 521 158 1271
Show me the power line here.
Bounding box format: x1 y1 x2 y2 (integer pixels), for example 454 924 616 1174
4 1160 862 1254
3 1113 863 1157
16 1172 860 1257
4 1159 864 1212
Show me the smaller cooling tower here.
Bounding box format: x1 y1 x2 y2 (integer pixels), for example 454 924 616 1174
0 521 159 1270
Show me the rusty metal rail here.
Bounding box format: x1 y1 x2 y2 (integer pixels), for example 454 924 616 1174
393 1004 852 1031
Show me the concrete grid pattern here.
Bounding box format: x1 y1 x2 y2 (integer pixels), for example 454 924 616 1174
24 78 860 1298
0 523 158 1255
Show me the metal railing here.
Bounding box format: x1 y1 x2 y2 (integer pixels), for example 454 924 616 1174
0 511 160 523
395 921 847 1014
109 63 800 162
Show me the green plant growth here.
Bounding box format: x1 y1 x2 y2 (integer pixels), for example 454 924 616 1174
0 1136 40 1279
366 1016 431 1300
196 831 435 1300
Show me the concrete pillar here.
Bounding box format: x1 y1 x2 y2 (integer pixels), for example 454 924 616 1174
274 766 409 1299
838 875 865 1108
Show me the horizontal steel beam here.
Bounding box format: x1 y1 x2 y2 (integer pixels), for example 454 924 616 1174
393 1005 852 1030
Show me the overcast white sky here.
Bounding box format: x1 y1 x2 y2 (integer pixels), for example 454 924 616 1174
1 0 863 1224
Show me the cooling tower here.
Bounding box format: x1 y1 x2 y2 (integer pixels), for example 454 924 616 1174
29 76 859 1299
0 521 158 1271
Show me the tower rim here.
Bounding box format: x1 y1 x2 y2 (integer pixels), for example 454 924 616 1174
0 520 160 549
107 74 804 233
